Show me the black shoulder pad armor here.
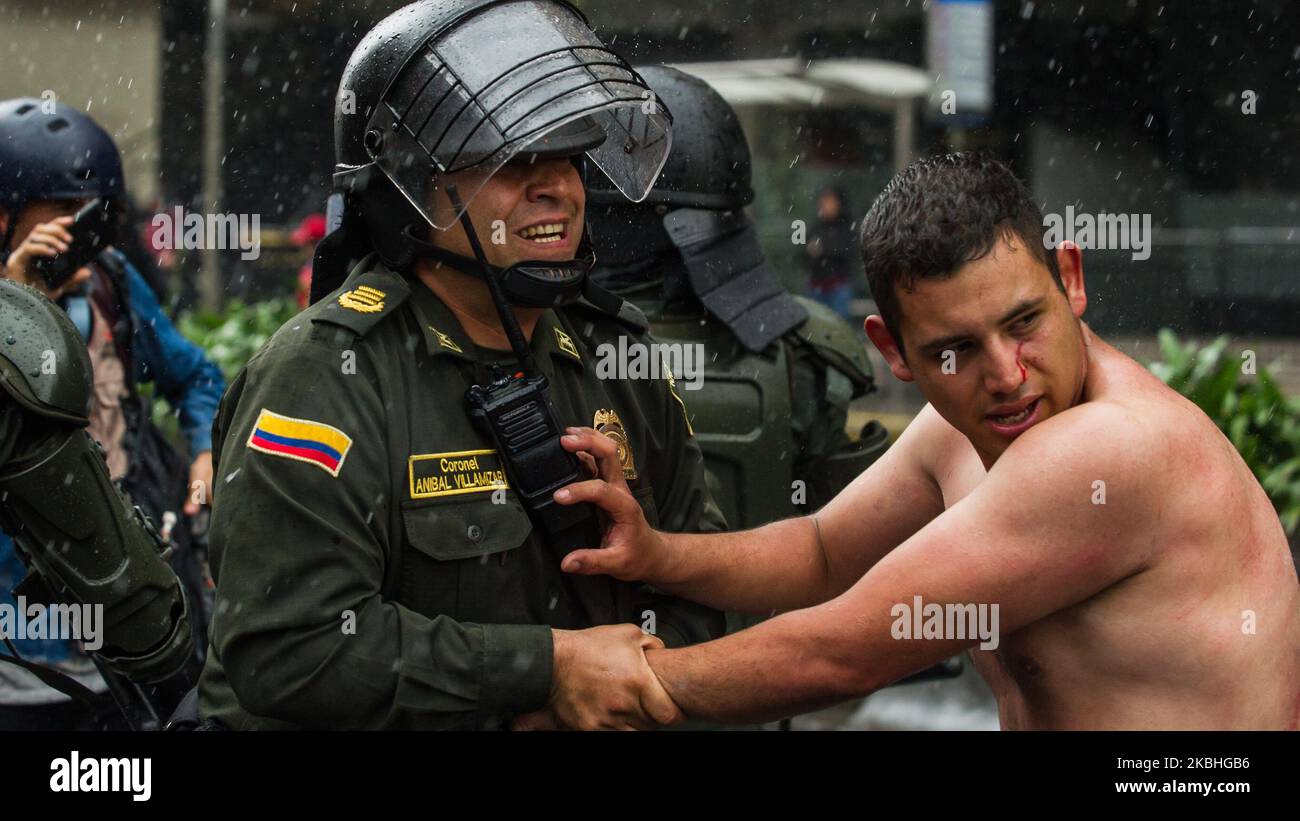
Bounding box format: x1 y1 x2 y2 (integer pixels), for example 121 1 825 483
790 295 873 392
566 292 650 335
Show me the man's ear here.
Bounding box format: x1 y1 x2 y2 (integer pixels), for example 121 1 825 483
864 315 914 382
1054 241 1087 318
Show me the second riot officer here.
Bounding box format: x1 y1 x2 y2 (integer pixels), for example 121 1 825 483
198 0 727 730
587 66 890 533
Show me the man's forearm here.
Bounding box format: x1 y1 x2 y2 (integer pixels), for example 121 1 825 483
649 516 834 615
644 604 872 725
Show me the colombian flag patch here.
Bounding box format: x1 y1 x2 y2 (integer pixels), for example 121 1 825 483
247 409 353 477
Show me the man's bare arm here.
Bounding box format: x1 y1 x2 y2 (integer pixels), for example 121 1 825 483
556 429 827 613
555 415 947 614
644 404 1158 724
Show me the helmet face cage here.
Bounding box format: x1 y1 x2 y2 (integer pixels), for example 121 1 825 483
360 0 672 231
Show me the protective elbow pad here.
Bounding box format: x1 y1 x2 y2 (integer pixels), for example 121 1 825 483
0 423 194 684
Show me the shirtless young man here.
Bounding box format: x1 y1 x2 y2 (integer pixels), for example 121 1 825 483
528 153 1300 730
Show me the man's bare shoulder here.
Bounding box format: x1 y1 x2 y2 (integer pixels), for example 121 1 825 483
1005 342 1215 484
1003 396 1168 490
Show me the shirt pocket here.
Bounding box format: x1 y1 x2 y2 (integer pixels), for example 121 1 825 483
397 493 534 623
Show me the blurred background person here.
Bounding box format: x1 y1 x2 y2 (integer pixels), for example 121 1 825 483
803 185 859 320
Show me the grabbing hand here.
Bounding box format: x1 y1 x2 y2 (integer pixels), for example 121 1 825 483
554 426 672 583
513 624 682 731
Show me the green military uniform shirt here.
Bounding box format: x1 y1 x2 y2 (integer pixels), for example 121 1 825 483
198 256 726 729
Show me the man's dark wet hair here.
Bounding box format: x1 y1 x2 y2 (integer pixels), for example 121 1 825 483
860 152 1062 356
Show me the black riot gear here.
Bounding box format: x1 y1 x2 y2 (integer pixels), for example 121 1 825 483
586 65 806 353
586 66 752 211
0 281 199 728
587 64 886 521
312 0 672 307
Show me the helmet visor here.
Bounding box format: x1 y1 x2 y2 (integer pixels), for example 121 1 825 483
363 0 672 230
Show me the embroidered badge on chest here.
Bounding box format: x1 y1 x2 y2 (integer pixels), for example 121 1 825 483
593 408 638 482
409 449 509 499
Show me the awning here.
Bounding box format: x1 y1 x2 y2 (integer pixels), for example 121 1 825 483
668 57 931 112
667 57 932 171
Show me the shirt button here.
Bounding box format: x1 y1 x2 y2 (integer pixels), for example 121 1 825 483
467 524 484 543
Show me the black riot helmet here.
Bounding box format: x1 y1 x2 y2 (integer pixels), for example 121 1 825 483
586 65 753 210
0 98 125 259
587 65 807 353
313 0 673 306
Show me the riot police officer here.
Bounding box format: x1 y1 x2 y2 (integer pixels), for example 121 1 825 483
587 66 889 534
198 0 726 730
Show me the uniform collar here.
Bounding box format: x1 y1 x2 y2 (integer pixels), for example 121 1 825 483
405 276 478 362
532 310 586 374
405 277 585 374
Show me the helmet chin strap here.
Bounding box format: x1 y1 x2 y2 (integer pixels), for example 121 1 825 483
400 217 596 309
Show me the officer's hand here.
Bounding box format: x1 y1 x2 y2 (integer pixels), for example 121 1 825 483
554 426 668 582
1 216 91 299
184 450 214 515
525 624 682 731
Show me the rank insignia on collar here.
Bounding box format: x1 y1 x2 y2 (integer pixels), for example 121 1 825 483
554 327 580 360
429 325 464 353
338 285 386 313
594 408 637 482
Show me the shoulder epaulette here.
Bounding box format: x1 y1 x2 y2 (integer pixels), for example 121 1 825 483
310 267 411 338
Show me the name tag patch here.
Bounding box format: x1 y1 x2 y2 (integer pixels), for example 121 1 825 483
409 449 508 499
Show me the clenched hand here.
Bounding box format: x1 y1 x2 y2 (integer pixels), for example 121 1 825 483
513 624 682 731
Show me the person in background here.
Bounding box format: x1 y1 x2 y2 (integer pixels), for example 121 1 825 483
805 185 860 320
